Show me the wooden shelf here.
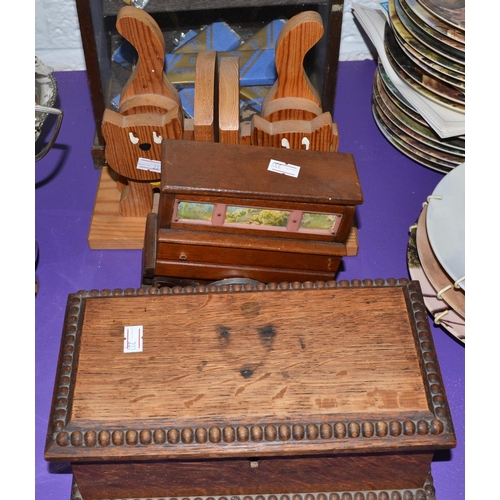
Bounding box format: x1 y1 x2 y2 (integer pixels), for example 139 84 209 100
103 0 337 16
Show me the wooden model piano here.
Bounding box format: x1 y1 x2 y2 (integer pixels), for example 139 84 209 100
142 139 363 286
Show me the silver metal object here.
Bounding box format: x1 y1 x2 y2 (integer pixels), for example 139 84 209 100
132 0 150 8
209 278 263 287
35 57 64 161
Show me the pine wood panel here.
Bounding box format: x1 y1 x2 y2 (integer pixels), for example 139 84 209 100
117 6 181 109
251 112 336 151
194 50 217 142
77 1 345 168
218 56 240 144
88 167 147 249
101 7 184 217
262 11 323 119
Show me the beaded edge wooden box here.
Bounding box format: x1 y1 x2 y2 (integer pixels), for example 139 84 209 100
44 279 455 500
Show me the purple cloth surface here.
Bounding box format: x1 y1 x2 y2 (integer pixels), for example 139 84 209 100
35 61 464 499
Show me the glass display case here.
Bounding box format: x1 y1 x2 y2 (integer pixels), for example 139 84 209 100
76 0 345 168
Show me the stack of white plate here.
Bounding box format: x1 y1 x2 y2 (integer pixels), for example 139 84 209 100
407 162 465 343
372 0 465 172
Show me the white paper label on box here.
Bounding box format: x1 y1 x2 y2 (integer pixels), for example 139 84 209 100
267 159 300 178
136 157 161 173
123 325 143 353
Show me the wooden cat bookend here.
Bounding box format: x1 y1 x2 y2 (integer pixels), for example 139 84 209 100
192 52 240 144
250 11 338 152
218 56 240 144
193 50 217 142
101 6 183 217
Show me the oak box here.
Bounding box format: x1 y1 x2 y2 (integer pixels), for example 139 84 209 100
45 279 455 499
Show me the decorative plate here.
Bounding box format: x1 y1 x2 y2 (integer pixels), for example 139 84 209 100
416 204 465 318
405 0 465 43
392 28 464 88
384 24 465 108
377 63 465 143
392 0 464 63
375 70 465 156
389 0 465 70
372 102 453 173
426 162 465 290
373 88 463 165
408 223 465 342
399 0 465 51
417 0 465 31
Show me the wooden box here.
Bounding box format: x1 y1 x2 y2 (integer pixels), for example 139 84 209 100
45 279 455 500
142 140 363 286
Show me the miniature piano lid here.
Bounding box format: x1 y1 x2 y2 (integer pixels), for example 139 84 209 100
45 279 455 462
160 140 363 206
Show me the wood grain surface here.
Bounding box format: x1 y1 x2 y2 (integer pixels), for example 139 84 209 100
194 51 217 142
262 10 324 120
45 281 455 472
72 287 427 424
101 6 183 217
159 140 362 205
150 140 360 282
218 56 240 144
88 167 147 249
249 11 338 152
72 452 434 498
116 6 181 111
251 112 336 151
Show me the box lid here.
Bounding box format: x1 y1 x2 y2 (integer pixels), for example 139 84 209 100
45 279 455 462
160 140 363 206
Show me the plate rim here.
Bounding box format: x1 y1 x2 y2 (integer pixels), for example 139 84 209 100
408 224 465 342
426 162 465 290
